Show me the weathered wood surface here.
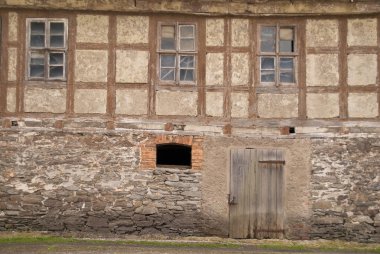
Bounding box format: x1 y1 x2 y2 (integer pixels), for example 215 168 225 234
229 148 284 239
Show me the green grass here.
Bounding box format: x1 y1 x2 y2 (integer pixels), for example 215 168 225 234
0 235 239 249
1 233 380 253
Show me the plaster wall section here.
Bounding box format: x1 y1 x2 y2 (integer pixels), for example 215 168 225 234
231 53 249 86
156 91 197 116
116 89 148 115
206 53 224 86
75 50 108 83
117 16 149 44
8 12 18 42
231 92 248 118
206 19 224 47
76 14 109 43
8 48 17 82
306 19 339 47
6 88 16 113
306 54 339 86
348 93 378 118
74 89 107 114
202 136 312 239
307 93 339 119
24 88 66 113
116 50 149 83
206 92 224 117
258 94 298 118
347 54 377 86
231 19 249 47
347 18 377 46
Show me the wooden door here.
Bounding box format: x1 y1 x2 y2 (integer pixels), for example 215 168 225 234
229 148 284 239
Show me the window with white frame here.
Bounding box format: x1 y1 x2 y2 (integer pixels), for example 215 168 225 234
158 23 197 84
259 25 297 86
26 18 67 81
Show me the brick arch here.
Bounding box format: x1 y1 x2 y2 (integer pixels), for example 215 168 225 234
140 134 203 170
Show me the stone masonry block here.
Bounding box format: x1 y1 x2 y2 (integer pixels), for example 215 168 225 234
231 92 248 118
306 54 339 86
348 18 377 46
307 93 339 118
231 53 249 86
348 93 378 118
258 94 298 118
6 87 16 112
76 14 109 43
156 91 197 116
74 89 107 114
116 89 148 115
206 53 224 86
206 91 223 117
116 50 149 83
8 48 17 81
231 19 249 47
306 19 339 47
8 12 18 42
206 18 224 46
24 87 66 113
117 16 149 44
75 50 108 82
348 54 377 86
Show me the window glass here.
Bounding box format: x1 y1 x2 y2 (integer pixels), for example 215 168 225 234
260 26 276 52
279 27 294 52
50 22 65 48
30 22 45 47
30 52 45 78
161 25 175 50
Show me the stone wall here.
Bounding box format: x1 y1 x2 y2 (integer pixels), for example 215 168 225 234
311 138 380 243
0 130 203 236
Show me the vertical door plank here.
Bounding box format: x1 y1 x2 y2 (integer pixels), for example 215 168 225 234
268 149 278 239
276 149 285 239
256 150 264 239
229 148 250 238
248 149 257 238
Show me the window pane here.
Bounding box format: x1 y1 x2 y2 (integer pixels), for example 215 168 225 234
280 71 294 83
30 35 45 47
160 68 175 80
260 26 276 52
161 25 175 50
30 56 44 65
279 27 294 52
50 22 64 34
180 69 194 81
261 57 275 70
50 35 64 48
49 53 64 65
261 70 275 82
180 39 195 51
179 25 194 38
49 66 64 78
280 57 294 69
180 56 194 68
30 53 45 78
160 55 175 68
30 65 45 78
31 22 45 34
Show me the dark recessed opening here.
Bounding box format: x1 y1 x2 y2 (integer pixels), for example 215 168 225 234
11 121 18 127
156 143 192 168
289 127 295 134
